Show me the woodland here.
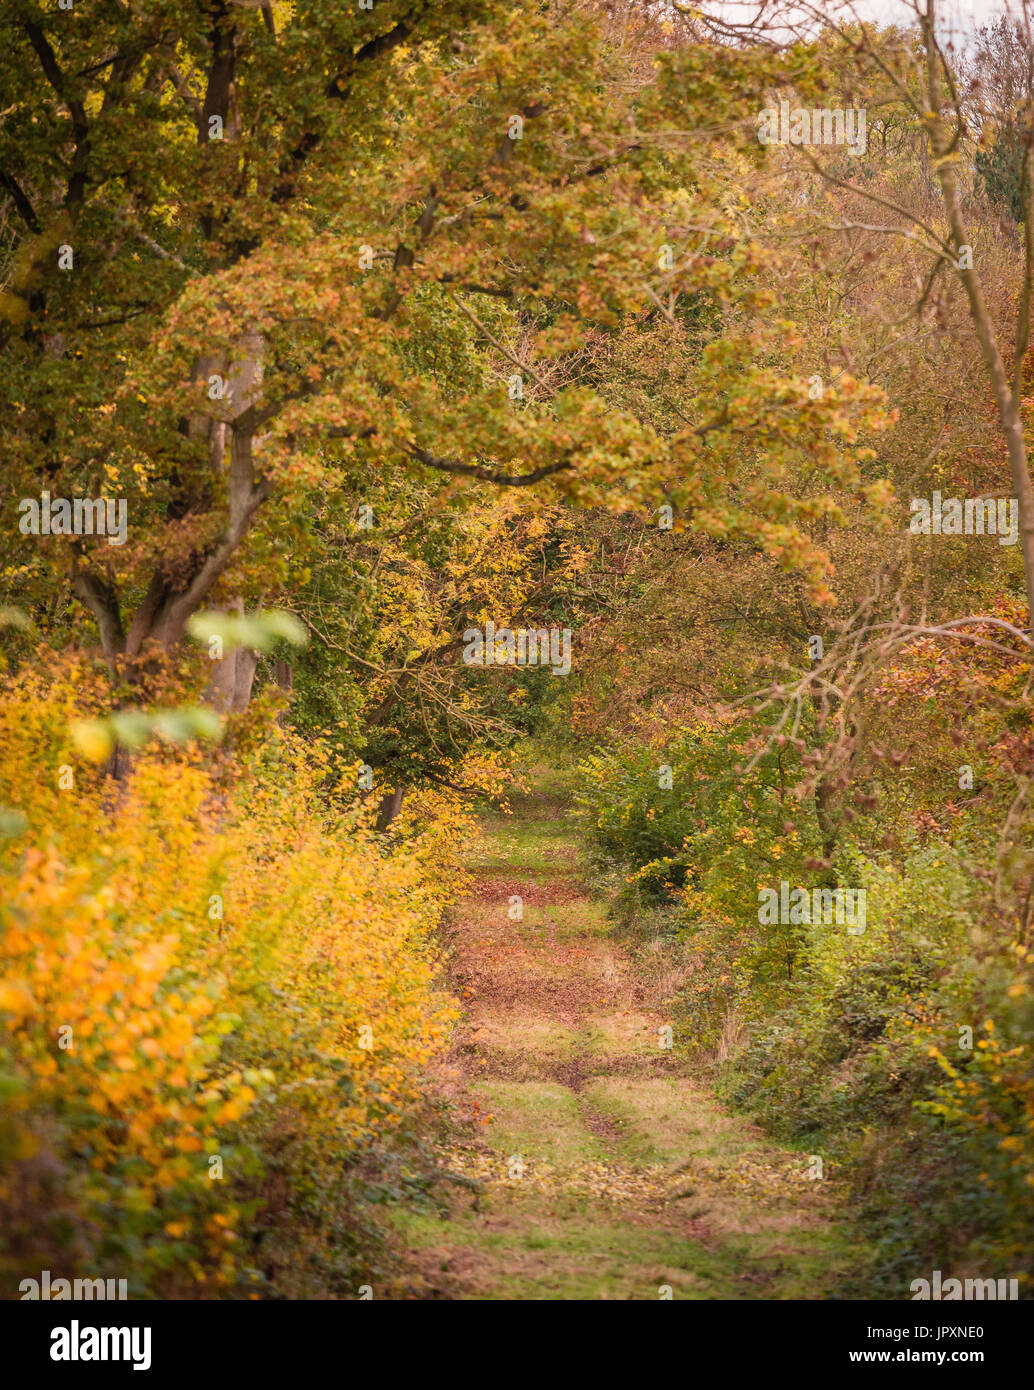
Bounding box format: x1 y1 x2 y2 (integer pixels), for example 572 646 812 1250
1 0 1033 1303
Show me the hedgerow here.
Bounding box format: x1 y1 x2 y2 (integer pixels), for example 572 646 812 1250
0 665 464 1297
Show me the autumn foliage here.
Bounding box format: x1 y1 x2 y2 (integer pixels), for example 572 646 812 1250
0 665 464 1296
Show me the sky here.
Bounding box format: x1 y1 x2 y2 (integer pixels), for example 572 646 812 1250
698 0 1011 42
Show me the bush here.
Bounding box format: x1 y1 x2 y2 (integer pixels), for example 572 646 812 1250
726 835 1034 1294
577 715 827 1038
0 665 463 1297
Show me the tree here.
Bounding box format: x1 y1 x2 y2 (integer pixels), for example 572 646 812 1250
711 0 1034 623
1 0 891 708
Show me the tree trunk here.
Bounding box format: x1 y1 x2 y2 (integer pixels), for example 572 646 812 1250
925 13 1034 628
375 785 405 832
205 597 258 712
70 332 270 668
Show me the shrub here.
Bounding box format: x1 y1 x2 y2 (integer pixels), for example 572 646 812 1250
0 666 463 1297
726 835 1034 1294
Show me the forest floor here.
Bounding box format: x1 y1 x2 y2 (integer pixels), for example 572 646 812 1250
388 766 860 1299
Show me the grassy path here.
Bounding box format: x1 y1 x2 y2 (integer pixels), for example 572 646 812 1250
391 771 857 1299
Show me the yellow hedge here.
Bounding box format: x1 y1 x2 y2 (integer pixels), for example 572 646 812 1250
0 666 463 1295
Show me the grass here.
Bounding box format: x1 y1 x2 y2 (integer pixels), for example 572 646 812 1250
475 1081 609 1164
387 760 868 1299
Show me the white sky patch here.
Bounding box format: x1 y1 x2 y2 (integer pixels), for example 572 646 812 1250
689 0 1011 45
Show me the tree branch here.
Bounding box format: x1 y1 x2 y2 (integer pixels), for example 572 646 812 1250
408 445 572 487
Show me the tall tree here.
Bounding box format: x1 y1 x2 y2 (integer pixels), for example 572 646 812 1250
1 0 888 723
